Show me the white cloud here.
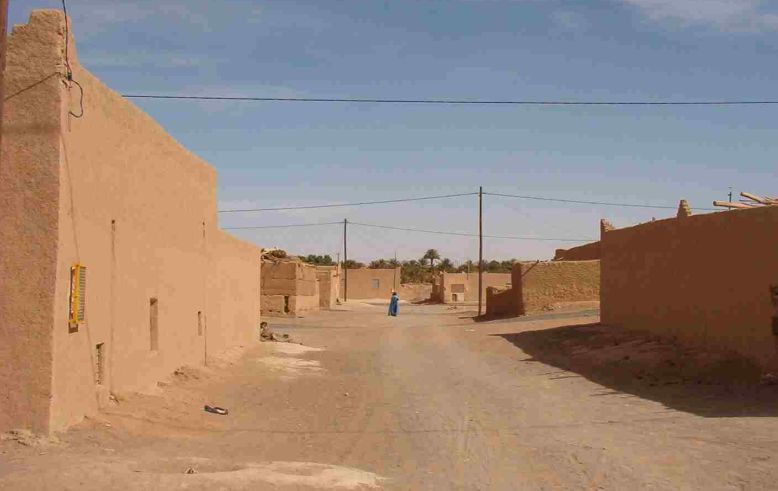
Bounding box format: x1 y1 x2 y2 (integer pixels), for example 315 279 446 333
618 0 778 31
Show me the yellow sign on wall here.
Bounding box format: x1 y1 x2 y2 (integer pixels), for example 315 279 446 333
69 264 86 328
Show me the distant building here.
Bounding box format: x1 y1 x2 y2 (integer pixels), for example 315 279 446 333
432 272 512 304
341 268 400 300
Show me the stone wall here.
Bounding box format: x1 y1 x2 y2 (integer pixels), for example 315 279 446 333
0 11 261 434
601 205 778 371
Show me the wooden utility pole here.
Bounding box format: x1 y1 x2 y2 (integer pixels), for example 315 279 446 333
478 186 483 317
343 218 348 302
0 0 10 160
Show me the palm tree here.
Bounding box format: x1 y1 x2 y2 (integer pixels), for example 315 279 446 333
438 258 454 273
423 249 440 271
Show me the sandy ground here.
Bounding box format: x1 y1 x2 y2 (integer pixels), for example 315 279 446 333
2 304 778 490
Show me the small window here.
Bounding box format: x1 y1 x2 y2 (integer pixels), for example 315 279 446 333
197 311 203 336
283 295 290 314
451 283 465 293
95 343 105 385
372 279 380 289
68 264 87 331
150 298 159 351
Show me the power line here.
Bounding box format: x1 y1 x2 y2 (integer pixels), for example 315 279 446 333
218 192 477 213
123 94 778 106
485 192 718 211
219 190 718 213
222 221 342 230
222 219 594 241
350 221 594 242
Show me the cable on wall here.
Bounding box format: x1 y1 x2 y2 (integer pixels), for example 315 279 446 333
61 0 84 118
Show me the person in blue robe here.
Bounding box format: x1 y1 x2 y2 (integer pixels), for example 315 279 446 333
388 291 399 317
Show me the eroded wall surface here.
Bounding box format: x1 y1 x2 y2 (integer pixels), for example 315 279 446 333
485 261 599 317
261 261 319 316
601 206 778 370
518 260 600 312
553 241 600 261
316 266 339 309
341 268 400 300
398 283 432 302
0 11 262 433
485 287 519 317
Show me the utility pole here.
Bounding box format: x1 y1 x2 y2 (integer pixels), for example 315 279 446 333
393 251 398 291
343 218 348 302
0 0 9 160
478 186 483 317
728 187 733 203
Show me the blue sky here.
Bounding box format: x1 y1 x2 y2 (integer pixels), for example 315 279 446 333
12 0 778 262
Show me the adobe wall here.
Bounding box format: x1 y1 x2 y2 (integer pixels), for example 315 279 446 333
398 283 432 302
207 232 261 356
315 265 340 309
0 11 262 433
553 241 600 261
261 260 319 316
601 206 778 371
341 268 400 300
485 287 519 317
439 272 512 303
0 11 63 434
517 260 600 312
485 261 599 317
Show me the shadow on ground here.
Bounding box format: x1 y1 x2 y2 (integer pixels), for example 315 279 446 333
495 322 778 418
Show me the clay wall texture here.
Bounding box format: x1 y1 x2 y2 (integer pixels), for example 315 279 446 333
261 261 319 316
601 206 778 370
486 261 600 317
553 241 600 261
0 11 261 434
316 266 340 309
398 283 432 302
435 272 512 304
342 268 401 300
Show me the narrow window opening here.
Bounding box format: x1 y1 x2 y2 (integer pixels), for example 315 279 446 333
372 279 380 290
283 295 290 314
95 343 105 385
150 298 159 351
197 311 203 336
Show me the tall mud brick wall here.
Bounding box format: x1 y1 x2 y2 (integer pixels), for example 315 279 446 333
601 205 778 371
0 11 261 434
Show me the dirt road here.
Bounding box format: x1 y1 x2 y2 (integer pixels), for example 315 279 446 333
2 303 778 490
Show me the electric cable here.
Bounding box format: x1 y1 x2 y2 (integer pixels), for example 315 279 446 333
485 192 718 211
218 192 477 213
122 94 778 107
